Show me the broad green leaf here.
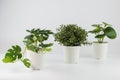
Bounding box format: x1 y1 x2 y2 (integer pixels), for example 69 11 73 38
22 58 31 68
2 45 22 63
95 34 105 38
2 56 15 63
104 27 117 39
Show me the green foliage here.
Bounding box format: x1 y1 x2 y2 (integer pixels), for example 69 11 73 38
22 58 31 68
2 45 31 68
89 22 117 43
23 28 54 53
54 24 88 46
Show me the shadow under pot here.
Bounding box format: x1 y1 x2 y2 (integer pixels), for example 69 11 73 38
26 50 45 70
64 46 80 64
93 42 108 60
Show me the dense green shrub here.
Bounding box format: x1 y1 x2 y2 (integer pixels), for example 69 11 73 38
54 24 88 46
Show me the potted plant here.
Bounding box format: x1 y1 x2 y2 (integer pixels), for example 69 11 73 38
2 45 31 68
89 22 117 60
54 24 88 64
23 28 53 70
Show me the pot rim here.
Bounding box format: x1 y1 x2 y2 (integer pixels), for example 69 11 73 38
63 46 81 48
93 41 108 44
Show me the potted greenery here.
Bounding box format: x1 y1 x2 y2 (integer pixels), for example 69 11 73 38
23 28 53 70
2 45 31 68
89 22 117 60
54 24 88 64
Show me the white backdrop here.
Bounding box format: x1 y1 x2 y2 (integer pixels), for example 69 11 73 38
0 0 120 57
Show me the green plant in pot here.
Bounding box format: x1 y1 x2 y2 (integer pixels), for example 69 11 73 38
2 45 31 68
23 28 54 70
89 22 117 59
54 24 88 63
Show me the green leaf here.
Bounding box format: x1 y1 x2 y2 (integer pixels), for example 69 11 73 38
2 45 22 63
27 45 39 53
2 56 15 63
40 43 53 48
95 34 105 38
102 22 112 27
22 58 31 68
44 47 52 52
92 24 101 27
104 27 117 39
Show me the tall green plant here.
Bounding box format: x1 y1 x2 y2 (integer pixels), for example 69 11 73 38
89 22 117 43
54 24 88 46
23 28 54 53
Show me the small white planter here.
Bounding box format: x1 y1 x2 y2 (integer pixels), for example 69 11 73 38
93 42 108 60
64 46 80 64
26 50 45 70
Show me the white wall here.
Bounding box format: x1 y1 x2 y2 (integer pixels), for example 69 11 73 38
0 0 120 57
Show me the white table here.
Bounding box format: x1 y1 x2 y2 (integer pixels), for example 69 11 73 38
0 54 120 80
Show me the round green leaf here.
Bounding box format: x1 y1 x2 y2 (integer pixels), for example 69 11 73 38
104 27 117 39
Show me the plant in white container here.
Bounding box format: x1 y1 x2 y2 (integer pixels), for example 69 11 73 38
89 22 117 60
23 28 53 70
54 24 88 64
2 45 31 68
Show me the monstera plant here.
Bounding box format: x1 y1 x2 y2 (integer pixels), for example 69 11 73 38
89 22 117 60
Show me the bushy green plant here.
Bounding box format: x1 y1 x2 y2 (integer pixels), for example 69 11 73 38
54 24 88 46
2 45 31 68
23 28 54 53
89 22 117 43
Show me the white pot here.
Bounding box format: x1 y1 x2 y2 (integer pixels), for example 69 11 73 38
93 42 108 60
64 46 80 64
26 50 45 70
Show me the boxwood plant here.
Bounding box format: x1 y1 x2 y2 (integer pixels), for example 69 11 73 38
2 45 31 68
89 22 117 43
54 24 88 46
23 28 54 53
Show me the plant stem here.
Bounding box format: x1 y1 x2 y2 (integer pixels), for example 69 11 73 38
35 40 38 47
21 46 27 59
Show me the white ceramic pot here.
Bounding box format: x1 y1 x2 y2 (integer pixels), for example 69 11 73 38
64 46 80 64
93 42 108 60
26 50 45 70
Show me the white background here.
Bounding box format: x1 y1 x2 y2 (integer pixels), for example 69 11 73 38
0 0 120 80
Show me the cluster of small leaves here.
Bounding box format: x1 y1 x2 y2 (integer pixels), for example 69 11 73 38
23 28 54 53
54 24 88 46
89 22 117 43
2 45 31 68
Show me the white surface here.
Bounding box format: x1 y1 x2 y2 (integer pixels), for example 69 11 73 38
0 53 120 80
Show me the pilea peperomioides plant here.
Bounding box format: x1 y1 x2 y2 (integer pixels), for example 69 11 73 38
23 28 54 53
89 22 117 43
2 45 31 68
